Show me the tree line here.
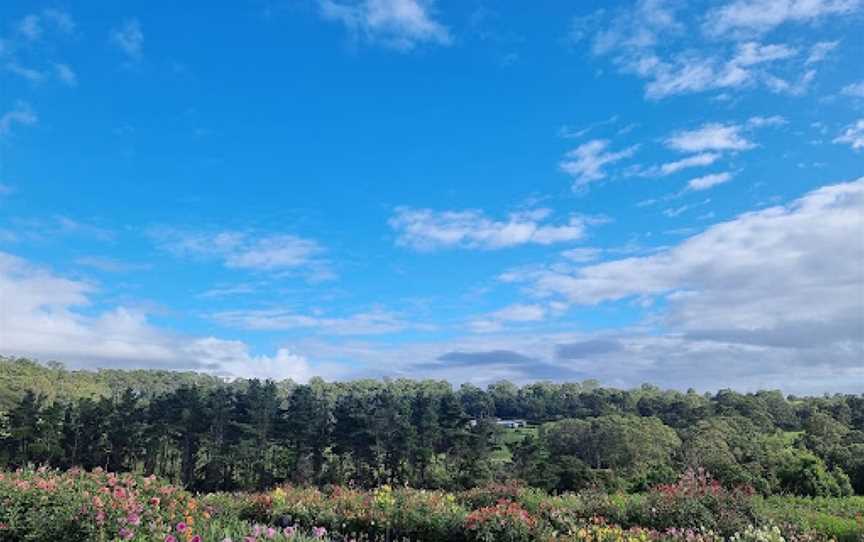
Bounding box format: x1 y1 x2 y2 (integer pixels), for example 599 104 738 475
0 357 862 496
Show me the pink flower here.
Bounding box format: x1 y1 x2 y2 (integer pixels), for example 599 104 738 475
164 536 177 542
118 527 134 540
191 536 202 542
127 513 141 526
267 527 277 538
176 522 188 533
313 526 327 538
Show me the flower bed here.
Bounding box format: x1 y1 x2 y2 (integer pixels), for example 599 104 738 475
2 468 861 541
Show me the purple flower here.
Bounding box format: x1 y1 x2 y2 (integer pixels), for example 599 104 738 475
118 527 134 540
127 513 141 526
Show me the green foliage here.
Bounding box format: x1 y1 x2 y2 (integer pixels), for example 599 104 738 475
2 357 864 499
756 495 864 542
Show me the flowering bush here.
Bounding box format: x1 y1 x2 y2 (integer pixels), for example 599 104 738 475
206 484 467 541
643 468 757 536
729 524 787 542
465 500 539 542
1 468 859 541
0 469 328 541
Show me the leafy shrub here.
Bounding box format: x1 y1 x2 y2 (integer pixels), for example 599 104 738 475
756 495 864 542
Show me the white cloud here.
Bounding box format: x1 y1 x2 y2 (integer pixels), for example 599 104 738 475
558 115 619 139
732 41 797 66
469 303 547 333
0 251 322 383
574 0 844 99
6 63 45 83
665 123 754 152
762 68 816 95
149 228 333 279
638 42 802 99
806 41 839 64
500 179 864 353
16 15 42 41
319 0 451 51
186 338 313 383
703 0 861 37
687 171 734 191
841 81 864 98
560 139 639 189
54 63 77 86
111 19 143 60
663 198 711 217
389 207 589 250
0 101 38 137
661 152 723 174
636 152 722 177
561 247 602 263
746 115 787 128
589 0 683 56
14 10 75 40
212 307 418 335
833 119 864 150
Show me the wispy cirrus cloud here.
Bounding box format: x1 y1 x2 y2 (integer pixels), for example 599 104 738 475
665 122 755 152
703 0 861 37
13 9 74 42
570 0 856 99
213 307 424 336
841 81 864 98
634 152 722 177
54 63 77 86
468 303 548 333
390 207 592 250
111 19 144 61
560 139 639 189
3 10 77 86
0 101 38 137
686 171 734 191
148 228 335 280
319 0 451 51
833 119 864 150
805 41 839 64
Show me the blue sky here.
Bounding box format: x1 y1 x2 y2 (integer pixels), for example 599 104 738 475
1 0 862 393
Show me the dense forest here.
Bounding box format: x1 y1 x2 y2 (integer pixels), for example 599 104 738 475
1 357 862 497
